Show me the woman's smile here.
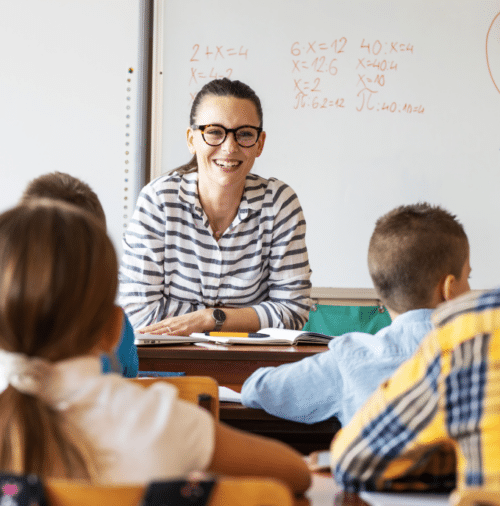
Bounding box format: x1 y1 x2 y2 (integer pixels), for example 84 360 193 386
213 158 243 170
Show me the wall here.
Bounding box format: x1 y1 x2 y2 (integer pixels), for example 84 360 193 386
0 0 149 256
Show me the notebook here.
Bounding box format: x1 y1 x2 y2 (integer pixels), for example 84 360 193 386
190 328 334 345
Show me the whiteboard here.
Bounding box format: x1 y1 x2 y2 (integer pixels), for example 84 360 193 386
153 0 500 291
0 0 148 256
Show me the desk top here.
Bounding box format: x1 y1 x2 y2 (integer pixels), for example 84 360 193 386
138 343 329 392
300 474 450 506
138 343 328 361
299 473 367 506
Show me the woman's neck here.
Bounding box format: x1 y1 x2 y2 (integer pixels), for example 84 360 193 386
198 178 244 239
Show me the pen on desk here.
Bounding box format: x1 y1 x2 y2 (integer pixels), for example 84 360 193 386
204 332 270 338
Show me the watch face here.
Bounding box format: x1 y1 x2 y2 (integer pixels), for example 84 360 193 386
213 308 226 323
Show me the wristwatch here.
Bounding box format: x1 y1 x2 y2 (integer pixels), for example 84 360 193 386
212 308 226 331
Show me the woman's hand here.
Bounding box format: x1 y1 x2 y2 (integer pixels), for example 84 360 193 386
138 307 261 335
138 308 213 336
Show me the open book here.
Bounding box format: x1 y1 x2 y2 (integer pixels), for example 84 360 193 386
190 328 334 346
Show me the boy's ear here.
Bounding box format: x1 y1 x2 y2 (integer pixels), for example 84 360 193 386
442 274 458 302
98 306 124 353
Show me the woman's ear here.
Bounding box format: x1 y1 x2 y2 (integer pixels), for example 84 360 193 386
255 131 266 157
96 306 124 354
187 127 196 155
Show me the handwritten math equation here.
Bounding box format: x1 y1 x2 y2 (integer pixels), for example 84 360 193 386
188 44 249 100
291 38 425 114
184 40 424 115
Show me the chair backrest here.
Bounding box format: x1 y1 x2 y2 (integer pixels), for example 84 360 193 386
132 376 219 420
45 477 294 506
449 488 500 506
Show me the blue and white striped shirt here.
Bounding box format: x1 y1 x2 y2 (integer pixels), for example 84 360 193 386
119 172 312 330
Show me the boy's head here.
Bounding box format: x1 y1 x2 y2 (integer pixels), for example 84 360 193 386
368 202 470 314
20 171 106 227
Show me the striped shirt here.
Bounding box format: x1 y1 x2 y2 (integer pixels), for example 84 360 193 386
119 171 312 330
331 287 500 493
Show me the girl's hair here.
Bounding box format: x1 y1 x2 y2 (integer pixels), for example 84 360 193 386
170 78 263 176
0 199 118 478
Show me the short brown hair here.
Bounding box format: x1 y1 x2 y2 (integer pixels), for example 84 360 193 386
21 171 106 226
368 202 468 313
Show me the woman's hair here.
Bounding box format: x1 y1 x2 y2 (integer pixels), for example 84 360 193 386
20 171 106 227
368 202 469 313
170 78 263 175
0 199 118 478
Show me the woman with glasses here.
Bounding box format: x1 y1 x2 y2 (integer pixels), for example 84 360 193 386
119 78 312 336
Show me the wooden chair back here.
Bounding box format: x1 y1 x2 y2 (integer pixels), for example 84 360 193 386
449 488 500 506
45 477 293 506
132 376 219 420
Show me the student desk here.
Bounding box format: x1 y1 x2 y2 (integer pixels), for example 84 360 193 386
138 343 340 454
220 402 340 455
138 342 329 390
298 473 360 506
297 473 450 506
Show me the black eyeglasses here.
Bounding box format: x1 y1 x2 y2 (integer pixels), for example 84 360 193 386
191 124 263 148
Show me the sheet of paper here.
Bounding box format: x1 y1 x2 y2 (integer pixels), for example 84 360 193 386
360 491 449 506
218 386 242 403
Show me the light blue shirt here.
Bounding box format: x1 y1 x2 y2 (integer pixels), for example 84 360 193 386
241 309 433 426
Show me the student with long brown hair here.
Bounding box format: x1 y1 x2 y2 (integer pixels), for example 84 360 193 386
0 200 310 492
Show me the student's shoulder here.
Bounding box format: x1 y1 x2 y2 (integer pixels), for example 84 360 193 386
95 374 179 415
432 288 500 328
326 323 401 359
327 330 375 351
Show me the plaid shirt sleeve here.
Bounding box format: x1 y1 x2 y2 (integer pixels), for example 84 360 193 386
331 287 500 493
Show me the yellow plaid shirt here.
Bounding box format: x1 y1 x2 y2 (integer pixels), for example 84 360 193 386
331 287 500 492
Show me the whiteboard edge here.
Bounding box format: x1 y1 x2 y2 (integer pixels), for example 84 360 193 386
150 0 164 180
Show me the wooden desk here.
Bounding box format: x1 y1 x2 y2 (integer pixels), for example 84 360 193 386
138 343 339 454
220 402 340 455
138 343 328 390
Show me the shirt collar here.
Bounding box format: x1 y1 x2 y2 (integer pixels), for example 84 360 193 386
431 288 500 328
178 172 203 216
391 308 434 327
177 171 264 219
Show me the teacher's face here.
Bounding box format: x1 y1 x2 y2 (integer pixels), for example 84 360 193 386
187 95 266 191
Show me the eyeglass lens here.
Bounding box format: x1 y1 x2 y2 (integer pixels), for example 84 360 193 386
202 126 259 147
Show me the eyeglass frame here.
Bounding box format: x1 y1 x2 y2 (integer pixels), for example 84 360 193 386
191 124 263 147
